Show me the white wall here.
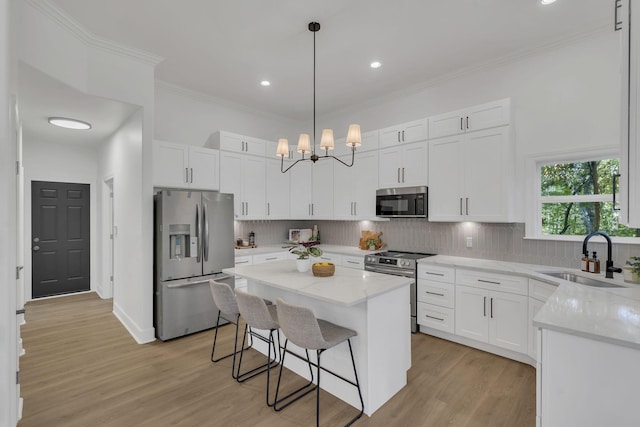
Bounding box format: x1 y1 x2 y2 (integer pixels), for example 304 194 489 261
22 139 99 301
315 30 621 220
154 83 299 145
0 0 18 422
17 1 156 343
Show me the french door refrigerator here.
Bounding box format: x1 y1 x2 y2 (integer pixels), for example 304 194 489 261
154 190 235 341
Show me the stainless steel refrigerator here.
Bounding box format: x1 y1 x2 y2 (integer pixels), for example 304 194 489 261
154 190 235 341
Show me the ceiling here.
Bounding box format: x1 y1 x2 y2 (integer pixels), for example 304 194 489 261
19 0 611 145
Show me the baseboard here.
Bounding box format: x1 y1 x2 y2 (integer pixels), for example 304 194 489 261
112 302 156 344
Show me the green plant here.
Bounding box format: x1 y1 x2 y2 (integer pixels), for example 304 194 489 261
366 239 378 248
626 256 640 275
288 245 322 260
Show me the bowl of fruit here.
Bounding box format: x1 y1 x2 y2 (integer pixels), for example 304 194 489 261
312 262 335 277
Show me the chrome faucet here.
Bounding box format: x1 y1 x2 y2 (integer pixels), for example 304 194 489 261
582 231 622 279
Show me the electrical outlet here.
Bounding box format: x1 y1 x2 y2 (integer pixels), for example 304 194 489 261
466 236 473 248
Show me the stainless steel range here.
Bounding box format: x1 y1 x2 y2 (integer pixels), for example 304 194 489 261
365 250 435 333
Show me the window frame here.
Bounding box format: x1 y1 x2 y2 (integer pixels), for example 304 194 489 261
525 147 640 243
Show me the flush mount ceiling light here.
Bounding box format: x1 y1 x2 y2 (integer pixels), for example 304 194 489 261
276 22 362 173
370 61 382 69
48 117 92 130
260 80 271 87
541 0 557 4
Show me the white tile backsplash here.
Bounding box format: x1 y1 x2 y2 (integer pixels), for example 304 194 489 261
235 220 639 269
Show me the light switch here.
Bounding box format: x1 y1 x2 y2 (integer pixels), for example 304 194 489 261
466 236 473 248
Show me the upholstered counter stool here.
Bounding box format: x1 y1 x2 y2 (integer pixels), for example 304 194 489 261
234 289 281 406
274 298 364 427
208 280 252 378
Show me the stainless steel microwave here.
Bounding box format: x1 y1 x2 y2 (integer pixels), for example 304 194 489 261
376 186 427 218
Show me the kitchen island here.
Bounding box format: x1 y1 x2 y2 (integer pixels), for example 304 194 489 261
223 260 412 416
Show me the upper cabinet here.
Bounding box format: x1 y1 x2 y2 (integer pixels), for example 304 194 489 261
379 118 428 148
153 140 219 190
333 130 380 156
620 0 640 227
429 126 514 222
264 142 291 219
208 131 266 157
428 98 511 140
334 151 379 219
219 151 265 219
378 142 428 188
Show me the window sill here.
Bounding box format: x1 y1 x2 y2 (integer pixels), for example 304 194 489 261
524 235 640 245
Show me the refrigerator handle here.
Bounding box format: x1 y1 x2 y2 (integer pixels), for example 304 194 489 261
203 201 209 261
196 203 201 263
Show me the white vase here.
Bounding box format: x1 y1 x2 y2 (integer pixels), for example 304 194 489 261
296 258 311 273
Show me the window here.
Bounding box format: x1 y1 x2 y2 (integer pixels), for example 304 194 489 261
539 158 639 237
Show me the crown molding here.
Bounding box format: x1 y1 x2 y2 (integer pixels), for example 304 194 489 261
155 80 300 126
23 0 164 66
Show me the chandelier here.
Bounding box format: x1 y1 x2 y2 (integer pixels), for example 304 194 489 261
276 22 362 173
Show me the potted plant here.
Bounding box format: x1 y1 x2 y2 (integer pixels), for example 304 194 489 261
366 239 378 251
288 244 323 272
624 256 640 284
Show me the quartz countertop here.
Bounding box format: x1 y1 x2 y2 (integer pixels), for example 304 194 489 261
223 259 411 306
234 244 377 257
419 255 640 350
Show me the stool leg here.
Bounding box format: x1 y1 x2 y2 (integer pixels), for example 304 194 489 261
316 350 323 427
211 313 251 366
345 338 364 426
273 340 316 412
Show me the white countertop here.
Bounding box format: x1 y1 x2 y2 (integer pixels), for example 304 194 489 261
234 244 378 257
419 255 640 350
224 259 412 306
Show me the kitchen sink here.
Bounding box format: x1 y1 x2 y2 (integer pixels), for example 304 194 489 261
540 271 624 288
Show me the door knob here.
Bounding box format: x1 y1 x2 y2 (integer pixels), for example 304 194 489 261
33 237 40 243
33 246 40 251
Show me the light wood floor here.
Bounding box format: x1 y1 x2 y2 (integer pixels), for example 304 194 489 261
18 293 535 426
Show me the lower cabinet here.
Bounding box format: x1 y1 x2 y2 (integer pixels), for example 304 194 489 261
455 284 528 354
528 279 557 360
342 255 364 270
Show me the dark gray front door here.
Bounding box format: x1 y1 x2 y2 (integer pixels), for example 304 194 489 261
32 181 90 298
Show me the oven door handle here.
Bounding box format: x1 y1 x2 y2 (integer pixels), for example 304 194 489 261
366 266 415 277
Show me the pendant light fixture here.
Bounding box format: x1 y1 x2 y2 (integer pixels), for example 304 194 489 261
277 22 362 173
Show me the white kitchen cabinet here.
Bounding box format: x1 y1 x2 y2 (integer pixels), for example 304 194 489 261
219 151 266 219
209 131 266 156
153 140 220 190
333 151 378 219
428 126 514 222
620 0 640 227
455 284 528 354
428 98 510 139
378 142 428 188
289 160 333 219
233 255 253 291
265 158 290 219
379 118 428 148
417 264 456 334
253 252 289 264
316 252 343 265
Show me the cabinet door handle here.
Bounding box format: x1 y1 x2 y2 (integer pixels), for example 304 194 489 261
402 168 405 183
402 130 405 142
460 198 463 215
478 279 501 285
615 0 623 31
460 117 463 131
236 260 249 264
398 168 401 183
347 260 359 264
265 257 277 261
466 116 469 130
483 296 487 317
311 203 314 216
397 131 401 143
426 291 445 297
425 314 444 322
425 272 445 276
246 202 248 216
613 173 621 211
466 197 469 215
354 202 357 216
190 168 193 183
267 202 270 216
185 168 189 183
490 297 494 318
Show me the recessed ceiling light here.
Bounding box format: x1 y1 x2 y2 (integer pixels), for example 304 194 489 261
370 61 382 69
541 0 557 5
48 117 92 130
260 80 271 87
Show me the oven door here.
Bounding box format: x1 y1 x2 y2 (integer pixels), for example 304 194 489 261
375 187 427 218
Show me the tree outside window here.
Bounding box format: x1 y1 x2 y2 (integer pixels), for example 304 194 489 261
540 159 640 237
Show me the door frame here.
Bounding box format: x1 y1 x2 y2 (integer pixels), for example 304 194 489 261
101 176 114 299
